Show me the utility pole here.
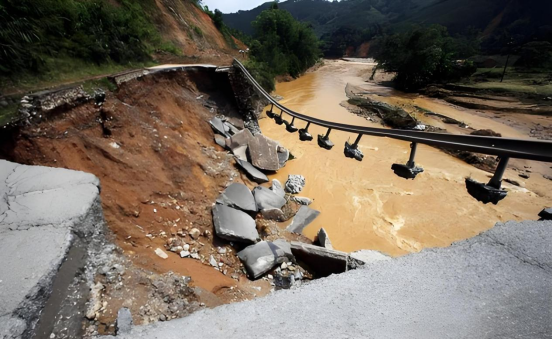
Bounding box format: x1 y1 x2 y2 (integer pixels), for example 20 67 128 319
500 40 513 83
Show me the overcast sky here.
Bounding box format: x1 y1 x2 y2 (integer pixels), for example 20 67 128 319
202 0 271 13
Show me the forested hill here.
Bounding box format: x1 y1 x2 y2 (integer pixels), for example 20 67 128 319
223 0 552 52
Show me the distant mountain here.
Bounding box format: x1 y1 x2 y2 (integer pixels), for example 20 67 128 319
223 0 552 52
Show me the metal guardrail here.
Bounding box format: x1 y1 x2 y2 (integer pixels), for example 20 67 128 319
233 58 552 163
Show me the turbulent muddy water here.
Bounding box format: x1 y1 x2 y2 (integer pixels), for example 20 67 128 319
259 60 552 256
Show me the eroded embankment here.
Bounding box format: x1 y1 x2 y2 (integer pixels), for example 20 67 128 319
0 67 299 335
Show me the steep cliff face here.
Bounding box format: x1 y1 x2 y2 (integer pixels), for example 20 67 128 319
147 0 245 64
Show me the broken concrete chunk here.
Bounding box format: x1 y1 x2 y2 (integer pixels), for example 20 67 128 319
272 239 295 262
261 208 286 221
226 129 254 160
248 134 280 171
291 241 355 277
349 250 391 265
209 117 230 138
285 174 306 194
270 179 286 199
216 183 257 213
212 204 259 244
232 145 248 161
214 135 228 149
253 186 286 210
223 121 240 135
238 241 289 279
277 146 290 168
316 228 333 250
235 158 269 184
538 208 552 220
116 308 133 335
287 206 320 233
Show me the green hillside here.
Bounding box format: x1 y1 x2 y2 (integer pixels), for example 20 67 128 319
223 0 552 55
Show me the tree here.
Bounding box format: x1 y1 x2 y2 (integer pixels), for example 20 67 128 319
374 25 475 91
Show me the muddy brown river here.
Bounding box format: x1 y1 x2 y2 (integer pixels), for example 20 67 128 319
259 60 552 256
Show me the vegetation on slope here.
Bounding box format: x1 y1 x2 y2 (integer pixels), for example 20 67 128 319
241 4 321 91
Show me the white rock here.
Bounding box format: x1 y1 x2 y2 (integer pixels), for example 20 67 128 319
155 248 168 259
180 251 190 258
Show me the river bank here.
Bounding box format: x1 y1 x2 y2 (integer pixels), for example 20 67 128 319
259 59 552 255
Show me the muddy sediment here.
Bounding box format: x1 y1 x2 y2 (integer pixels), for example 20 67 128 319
259 59 552 255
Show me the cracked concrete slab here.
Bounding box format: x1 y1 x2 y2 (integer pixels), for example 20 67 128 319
100 220 552 339
0 160 102 339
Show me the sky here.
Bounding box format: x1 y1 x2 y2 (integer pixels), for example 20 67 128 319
201 0 271 13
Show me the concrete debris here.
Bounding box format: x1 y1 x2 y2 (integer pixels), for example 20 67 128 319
237 241 289 279
260 208 286 222
253 186 286 210
96 220 552 339
349 250 391 265
247 134 280 171
212 204 259 244
291 242 361 277
209 117 230 138
189 228 201 240
316 228 333 250
234 158 269 183
287 206 320 234
216 183 257 213
226 129 254 160
272 239 295 262
317 134 334 150
155 248 169 259
270 179 286 199
116 308 133 335
344 142 364 161
223 121 240 135
214 135 228 149
298 128 313 141
392 163 424 179
0 160 102 339
277 146 290 168
291 196 312 206
538 208 552 220
465 178 507 205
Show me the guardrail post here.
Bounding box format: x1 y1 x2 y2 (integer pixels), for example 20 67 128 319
465 157 509 205
285 116 298 133
392 142 424 179
487 157 509 189
318 128 334 150
266 104 275 119
344 133 364 161
299 122 313 141
274 110 284 125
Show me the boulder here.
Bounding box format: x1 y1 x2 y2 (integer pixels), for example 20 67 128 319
287 206 320 233
253 186 286 210
285 174 306 194
212 204 259 244
216 183 257 213
209 117 230 138
291 242 359 277
270 179 286 198
349 250 391 265
538 208 552 220
235 158 269 184
238 241 289 279
316 228 333 250
248 134 280 171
